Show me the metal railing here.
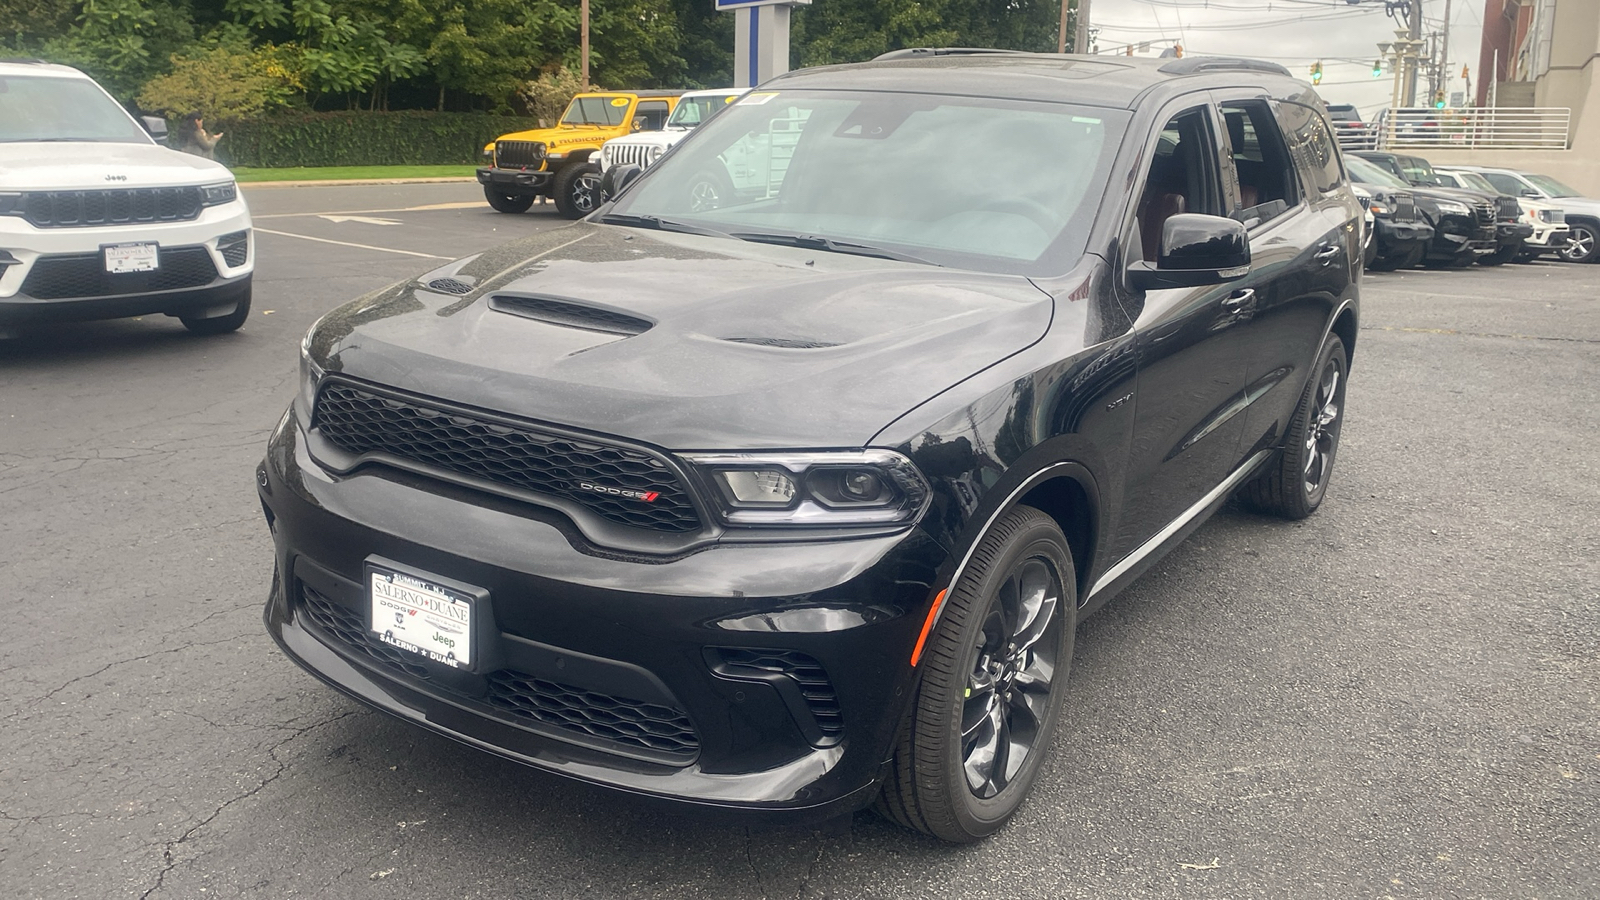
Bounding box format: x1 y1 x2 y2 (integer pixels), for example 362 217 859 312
1334 107 1571 152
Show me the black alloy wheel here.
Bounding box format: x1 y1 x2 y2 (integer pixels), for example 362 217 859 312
484 187 535 214
554 163 601 219
1240 333 1348 519
876 506 1075 842
1560 221 1599 263
686 168 733 213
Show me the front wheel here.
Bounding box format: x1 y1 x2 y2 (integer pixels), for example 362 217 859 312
553 163 601 219
685 168 734 213
1239 333 1348 519
179 284 251 335
875 506 1076 843
484 187 535 214
1560 221 1599 262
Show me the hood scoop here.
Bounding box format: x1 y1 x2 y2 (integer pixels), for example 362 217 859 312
425 276 476 295
489 294 653 336
722 336 843 350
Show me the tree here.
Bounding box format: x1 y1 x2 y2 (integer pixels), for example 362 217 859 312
36 0 197 100
137 40 303 119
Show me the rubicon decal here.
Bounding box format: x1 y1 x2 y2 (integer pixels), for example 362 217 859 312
579 482 660 502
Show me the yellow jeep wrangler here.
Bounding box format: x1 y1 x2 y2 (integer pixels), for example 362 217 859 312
478 90 682 219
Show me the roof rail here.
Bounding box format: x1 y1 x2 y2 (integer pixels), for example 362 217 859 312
872 47 1037 62
1157 57 1291 77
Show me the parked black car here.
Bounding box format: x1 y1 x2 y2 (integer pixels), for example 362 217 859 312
1345 156 1434 270
1351 151 1529 266
261 51 1360 843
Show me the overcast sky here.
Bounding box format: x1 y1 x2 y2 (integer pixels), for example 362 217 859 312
1086 0 1486 116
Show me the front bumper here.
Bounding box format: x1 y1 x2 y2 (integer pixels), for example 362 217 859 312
1525 222 1570 249
1496 221 1535 251
259 409 946 819
477 167 554 194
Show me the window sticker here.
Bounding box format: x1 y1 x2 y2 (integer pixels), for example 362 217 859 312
610 97 629 107
739 92 779 106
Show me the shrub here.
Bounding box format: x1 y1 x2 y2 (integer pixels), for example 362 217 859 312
212 110 542 168
520 66 590 128
138 42 303 120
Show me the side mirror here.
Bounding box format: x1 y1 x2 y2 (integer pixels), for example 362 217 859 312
599 163 644 202
1521 188 1541 198
1128 214 1251 290
141 115 169 145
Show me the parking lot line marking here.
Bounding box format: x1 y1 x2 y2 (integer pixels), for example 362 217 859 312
255 227 451 259
255 202 485 220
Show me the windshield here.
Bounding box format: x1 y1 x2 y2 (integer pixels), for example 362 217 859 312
561 96 629 127
1345 156 1409 190
609 90 1128 274
0 75 150 143
1452 171 1497 193
1398 156 1438 184
668 93 742 128
1526 173 1579 198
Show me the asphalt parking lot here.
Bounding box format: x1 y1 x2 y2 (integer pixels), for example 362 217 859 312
1 181 1596 899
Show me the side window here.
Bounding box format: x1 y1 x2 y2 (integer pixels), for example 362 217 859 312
1135 106 1222 261
1399 157 1435 185
1273 101 1343 197
1221 100 1300 224
1482 172 1525 195
635 101 670 131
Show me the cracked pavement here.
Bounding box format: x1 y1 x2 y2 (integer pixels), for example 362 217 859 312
1 183 1596 899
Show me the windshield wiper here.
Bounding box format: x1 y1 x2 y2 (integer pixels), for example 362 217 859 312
598 213 735 239
729 232 941 267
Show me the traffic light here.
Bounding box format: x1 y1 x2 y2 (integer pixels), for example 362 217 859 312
1433 90 1446 109
1310 60 1323 84
1372 59 1384 78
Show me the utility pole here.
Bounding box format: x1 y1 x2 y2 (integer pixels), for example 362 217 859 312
1403 0 1422 107
1075 0 1093 55
581 0 590 88
1440 0 1452 105
1059 0 1070 53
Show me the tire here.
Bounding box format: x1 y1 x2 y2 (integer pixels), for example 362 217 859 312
685 168 734 213
1515 249 1540 263
484 186 535 214
1238 333 1348 520
875 506 1076 843
1559 220 1599 263
1478 246 1517 266
553 163 601 219
179 284 251 335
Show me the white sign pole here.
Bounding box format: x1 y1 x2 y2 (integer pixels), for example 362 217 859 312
718 0 809 88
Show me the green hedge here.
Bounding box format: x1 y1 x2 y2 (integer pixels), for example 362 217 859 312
211 111 543 168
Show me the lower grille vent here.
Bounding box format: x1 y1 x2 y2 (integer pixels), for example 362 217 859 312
711 648 843 746
20 247 218 300
486 672 700 760
299 584 432 680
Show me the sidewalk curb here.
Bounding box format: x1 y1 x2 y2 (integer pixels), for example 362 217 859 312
241 177 478 189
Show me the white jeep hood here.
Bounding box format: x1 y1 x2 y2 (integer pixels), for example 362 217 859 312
0 142 232 191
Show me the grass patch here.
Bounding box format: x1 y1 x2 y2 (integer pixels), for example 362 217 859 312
232 165 479 183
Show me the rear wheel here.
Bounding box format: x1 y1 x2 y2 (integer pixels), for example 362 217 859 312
553 163 601 219
1560 221 1599 262
1239 334 1347 519
875 506 1075 843
179 285 251 335
686 168 734 213
484 187 535 214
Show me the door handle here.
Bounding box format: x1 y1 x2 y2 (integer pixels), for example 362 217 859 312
1220 289 1256 311
1314 244 1341 260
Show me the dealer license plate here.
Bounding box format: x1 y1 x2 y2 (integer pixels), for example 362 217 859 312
369 568 473 668
104 242 159 273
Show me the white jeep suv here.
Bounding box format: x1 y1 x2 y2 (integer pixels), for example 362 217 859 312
598 88 748 173
0 60 253 337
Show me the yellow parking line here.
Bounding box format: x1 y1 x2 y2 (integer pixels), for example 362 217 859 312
255 227 451 259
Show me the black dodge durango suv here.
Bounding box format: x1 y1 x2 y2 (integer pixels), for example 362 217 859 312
260 50 1361 842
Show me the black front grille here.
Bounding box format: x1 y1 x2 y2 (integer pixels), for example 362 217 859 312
489 295 652 335
712 648 844 746
1393 193 1417 222
20 247 218 300
297 583 700 761
299 583 433 680
20 187 202 227
495 141 546 168
313 381 702 533
1474 201 1495 227
486 671 700 759
1497 196 1522 221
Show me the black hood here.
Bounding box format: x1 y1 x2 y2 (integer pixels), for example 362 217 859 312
308 224 1055 450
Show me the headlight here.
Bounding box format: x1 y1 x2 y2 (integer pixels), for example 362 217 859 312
1436 200 1471 216
1537 208 1554 222
298 316 330 415
684 450 931 528
482 146 494 158
647 144 665 164
199 181 238 207
0 192 20 216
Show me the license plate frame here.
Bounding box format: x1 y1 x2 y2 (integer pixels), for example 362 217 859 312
103 242 159 274
366 560 488 671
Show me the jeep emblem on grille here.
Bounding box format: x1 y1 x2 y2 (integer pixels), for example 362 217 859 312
579 482 660 502
105 174 127 181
